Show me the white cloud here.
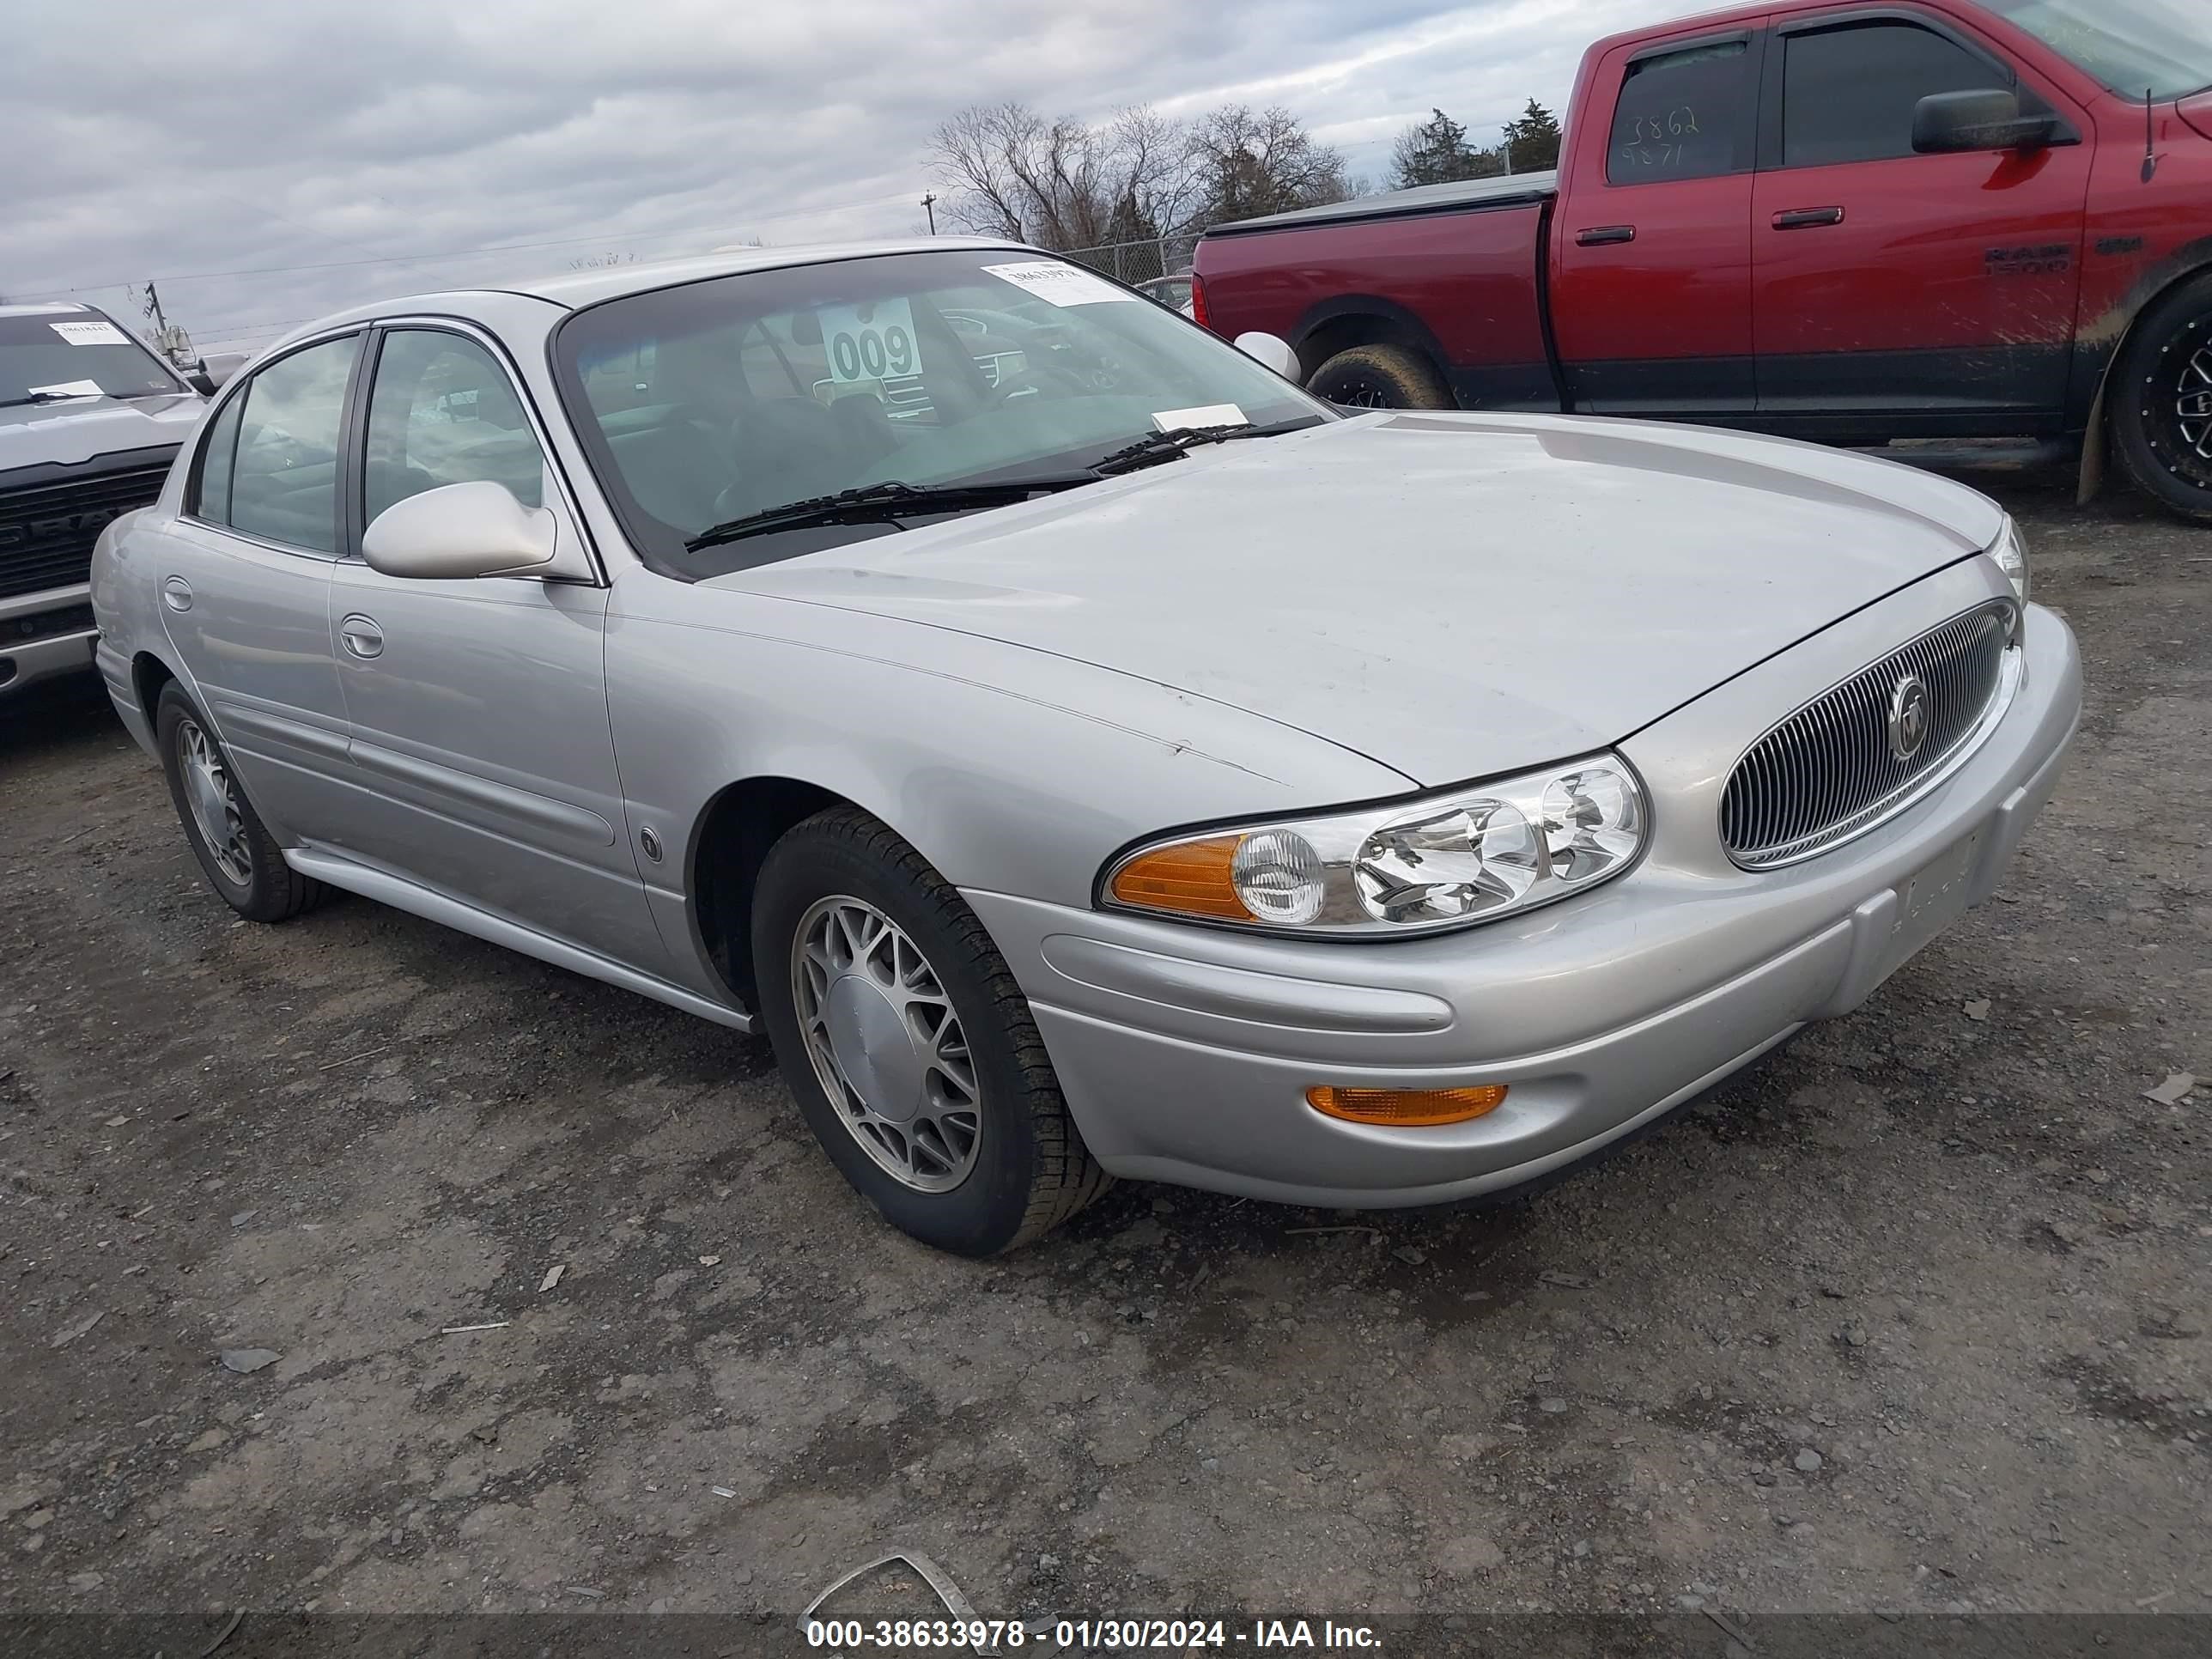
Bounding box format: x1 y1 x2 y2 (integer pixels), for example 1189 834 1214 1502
2 0 1700 351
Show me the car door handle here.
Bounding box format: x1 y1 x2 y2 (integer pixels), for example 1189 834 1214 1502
338 615 385 660
1773 207 1845 230
1577 225 1637 247
161 576 192 612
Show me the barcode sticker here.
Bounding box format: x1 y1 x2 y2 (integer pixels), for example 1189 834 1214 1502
51 321 131 347
981 261 1137 307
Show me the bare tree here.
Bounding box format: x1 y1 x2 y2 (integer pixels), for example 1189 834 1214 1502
928 100 1353 249
928 102 1206 252
1191 105 1354 227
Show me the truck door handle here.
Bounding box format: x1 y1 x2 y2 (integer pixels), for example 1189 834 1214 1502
1577 226 1637 246
161 576 192 612
338 615 385 660
1773 207 1845 230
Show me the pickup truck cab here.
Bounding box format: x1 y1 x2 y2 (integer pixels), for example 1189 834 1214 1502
1193 0 2212 521
1 303 213 701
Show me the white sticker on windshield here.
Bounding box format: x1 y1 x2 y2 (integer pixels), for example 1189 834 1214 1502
981 261 1138 307
818 298 925 386
1152 404 1247 432
27 380 105 398
50 321 131 347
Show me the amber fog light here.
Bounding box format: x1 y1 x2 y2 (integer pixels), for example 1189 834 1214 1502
1307 1085 1509 1127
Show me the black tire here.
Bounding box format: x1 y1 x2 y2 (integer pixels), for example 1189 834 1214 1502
1307 343 1456 410
751 807 1110 1255
2110 271 2212 526
155 682 327 924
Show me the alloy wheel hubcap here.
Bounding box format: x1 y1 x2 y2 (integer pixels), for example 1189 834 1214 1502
2176 340 2212 461
791 896 981 1193
178 718 252 886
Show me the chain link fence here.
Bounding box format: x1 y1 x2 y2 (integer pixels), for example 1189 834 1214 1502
1059 233 1204 290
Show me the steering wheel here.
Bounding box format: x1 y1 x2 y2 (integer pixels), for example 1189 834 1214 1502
981 362 1092 410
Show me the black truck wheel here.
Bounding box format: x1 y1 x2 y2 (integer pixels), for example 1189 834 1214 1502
1307 345 1456 411
2110 272 2212 526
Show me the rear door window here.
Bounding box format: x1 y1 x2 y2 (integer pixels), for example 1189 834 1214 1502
226 335 361 554
1608 39 1755 184
191 393 245 523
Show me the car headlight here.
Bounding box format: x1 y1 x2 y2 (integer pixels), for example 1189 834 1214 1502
1102 756 1648 938
1988 516 2030 608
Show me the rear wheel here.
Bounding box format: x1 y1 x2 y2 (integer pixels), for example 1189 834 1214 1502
1307 344 1456 410
155 682 327 923
751 807 1110 1255
2110 272 2212 526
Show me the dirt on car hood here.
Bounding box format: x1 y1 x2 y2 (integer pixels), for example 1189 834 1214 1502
726 411 2008 787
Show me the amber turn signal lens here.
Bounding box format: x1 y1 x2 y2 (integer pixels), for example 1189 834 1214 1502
1109 836 1253 921
1307 1085 1509 1128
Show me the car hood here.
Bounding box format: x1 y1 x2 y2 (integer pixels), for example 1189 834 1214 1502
0 392 204 467
718 412 2006 787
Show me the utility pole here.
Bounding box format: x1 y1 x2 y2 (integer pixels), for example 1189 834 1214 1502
920 192 938 234
135 279 198 370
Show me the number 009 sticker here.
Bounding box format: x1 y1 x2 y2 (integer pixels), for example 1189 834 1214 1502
817 299 923 386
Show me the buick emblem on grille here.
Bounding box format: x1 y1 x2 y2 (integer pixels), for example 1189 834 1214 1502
1887 673 1931 761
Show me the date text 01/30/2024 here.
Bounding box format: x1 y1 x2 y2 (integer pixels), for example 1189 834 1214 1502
804 1618 1383 1649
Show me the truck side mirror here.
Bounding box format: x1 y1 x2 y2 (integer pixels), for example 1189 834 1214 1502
198 352 251 391
1912 89 2058 155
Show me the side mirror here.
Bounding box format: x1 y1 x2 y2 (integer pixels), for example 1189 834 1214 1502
362 481 592 582
1912 88 2057 155
185 371 217 397
199 352 250 390
1233 331 1301 380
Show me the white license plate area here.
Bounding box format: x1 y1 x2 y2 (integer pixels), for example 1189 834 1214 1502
1875 828 1985 985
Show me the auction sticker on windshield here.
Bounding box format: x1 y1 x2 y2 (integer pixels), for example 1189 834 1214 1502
1152 404 1247 431
982 262 1138 307
50 321 132 348
818 299 924 386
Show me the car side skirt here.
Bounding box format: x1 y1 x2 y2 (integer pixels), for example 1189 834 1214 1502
284 846 758 1034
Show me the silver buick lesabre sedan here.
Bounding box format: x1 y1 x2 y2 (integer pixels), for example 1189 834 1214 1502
91 240 2081 1255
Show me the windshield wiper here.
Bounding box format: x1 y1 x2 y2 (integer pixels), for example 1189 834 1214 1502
684 475 1097 551
1090 416 1319 476
0 391 93 409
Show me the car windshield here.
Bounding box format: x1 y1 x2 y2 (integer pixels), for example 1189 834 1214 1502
1984 0 2212 102
0 313 182 404
551 248 1329 576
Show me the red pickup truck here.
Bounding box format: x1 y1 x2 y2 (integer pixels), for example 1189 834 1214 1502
1192 0 2212 521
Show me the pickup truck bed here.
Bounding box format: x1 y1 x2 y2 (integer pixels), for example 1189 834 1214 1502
1200 174 1564 413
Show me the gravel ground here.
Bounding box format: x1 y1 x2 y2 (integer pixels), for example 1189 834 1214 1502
0 475 2205 1631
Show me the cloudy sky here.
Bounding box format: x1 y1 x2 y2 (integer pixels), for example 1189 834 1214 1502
6 0 1698 355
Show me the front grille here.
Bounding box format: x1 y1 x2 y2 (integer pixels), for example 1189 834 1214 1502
1720 602 2016 869
0 459 174 601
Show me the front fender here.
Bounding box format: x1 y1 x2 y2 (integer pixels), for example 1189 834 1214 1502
603 579 1415 993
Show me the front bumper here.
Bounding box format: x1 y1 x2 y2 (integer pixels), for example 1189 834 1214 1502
968 597 2081 1209
0 586 98 698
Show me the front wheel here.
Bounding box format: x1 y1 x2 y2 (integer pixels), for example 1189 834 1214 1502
2110 272 2212 525
1306 344 1456 410
751 808 1110 1255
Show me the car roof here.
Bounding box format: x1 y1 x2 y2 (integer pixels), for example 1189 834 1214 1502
513 236 1024 307
0 301 101 319
295 237 1036 341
